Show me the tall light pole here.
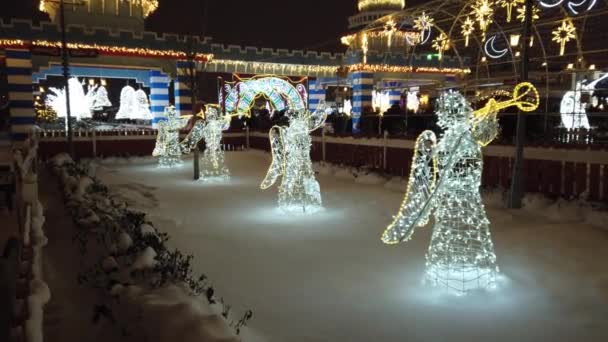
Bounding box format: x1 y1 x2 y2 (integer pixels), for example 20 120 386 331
508 0 533 208
45 0 86 158
191 0 209 180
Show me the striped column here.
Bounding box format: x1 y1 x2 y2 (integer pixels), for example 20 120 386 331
149 70 169 127
175 60 193 116
308 78 326 111
350 72 373 134
5 49 35 142
387 90 402 107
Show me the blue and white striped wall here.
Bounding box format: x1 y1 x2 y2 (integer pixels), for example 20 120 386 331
308 78 326 111
350 72 373 133
149 70 170 126
5 49 35 142
175 61 193 116
387 90 402 106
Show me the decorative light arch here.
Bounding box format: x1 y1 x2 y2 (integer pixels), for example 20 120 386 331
223 76 307 115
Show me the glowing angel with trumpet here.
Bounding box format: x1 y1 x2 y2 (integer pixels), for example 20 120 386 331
261 102 329 213
381 83 539 294
181 105 246 181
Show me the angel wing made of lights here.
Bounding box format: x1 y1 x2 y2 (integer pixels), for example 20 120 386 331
261 125 286 190
260 103 329 190
382 130 438 244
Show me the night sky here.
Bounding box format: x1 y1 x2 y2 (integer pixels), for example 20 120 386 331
3 0 362 52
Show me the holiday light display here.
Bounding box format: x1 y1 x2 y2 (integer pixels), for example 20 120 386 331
181 105 233 181
552 19 576 56
499 0 523 22
224 76 307 116
538 0 597 15
432 33 450 60
471 0 494 40
152 106 190 168
115 85 136 120
461 16 475 47
45 77 90 123
381 82 540 294
89 84 113 111
40 0 159 18
133 89 152 120
358 0 405 11
406 90 420 112
261 102 329 213
560 82 590 130
516 4 540 23
414 12 434 45
484 35 508 59
373 90 392 114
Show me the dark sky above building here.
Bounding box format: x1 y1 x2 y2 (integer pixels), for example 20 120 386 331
3 0 422 52
145 0 358 52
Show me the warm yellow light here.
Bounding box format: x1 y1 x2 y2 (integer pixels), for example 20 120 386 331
510 34 520 47
358 0 405 11
471 0 495 40
461 16 475 47
589 64 596 70
567 63 574 69
552 19 576 56
499 0 524 23
432 33 450 60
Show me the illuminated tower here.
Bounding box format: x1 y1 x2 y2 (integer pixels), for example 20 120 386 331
39 0 158 32
349 0 406 29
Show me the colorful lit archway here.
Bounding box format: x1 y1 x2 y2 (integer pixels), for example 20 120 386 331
222 76 308 115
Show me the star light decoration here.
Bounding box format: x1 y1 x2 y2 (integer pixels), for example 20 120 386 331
516 4 540 23
499 0 524 22
381 82 540 295
461 16 475 47
552 19 576 56
413 12 434 45
261 102 329 214
471 0 495 40
432 33 450 60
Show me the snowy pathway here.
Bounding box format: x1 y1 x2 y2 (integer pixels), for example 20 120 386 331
40 171 125 342
97 151 608 342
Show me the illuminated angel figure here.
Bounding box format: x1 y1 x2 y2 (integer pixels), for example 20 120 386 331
382 83 539 295
181 105 232 180
261 102 329 213
152 106 190 168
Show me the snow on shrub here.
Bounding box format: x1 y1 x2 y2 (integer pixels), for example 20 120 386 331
50 156 252 340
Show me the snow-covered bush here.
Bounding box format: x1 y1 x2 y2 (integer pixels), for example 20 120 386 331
49 156 252 341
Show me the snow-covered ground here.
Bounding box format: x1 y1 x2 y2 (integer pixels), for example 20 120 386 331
95 151 608 342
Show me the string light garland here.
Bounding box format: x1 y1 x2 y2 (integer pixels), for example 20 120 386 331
347 64 471 74
261 103 329 214
209 59 337 76
381 83 539 295
0 39 213 61
357 0 405 11
552 19 577 56
122 0 159 18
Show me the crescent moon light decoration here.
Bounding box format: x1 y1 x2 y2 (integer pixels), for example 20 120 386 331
538 0 597 14
484 35 508 59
